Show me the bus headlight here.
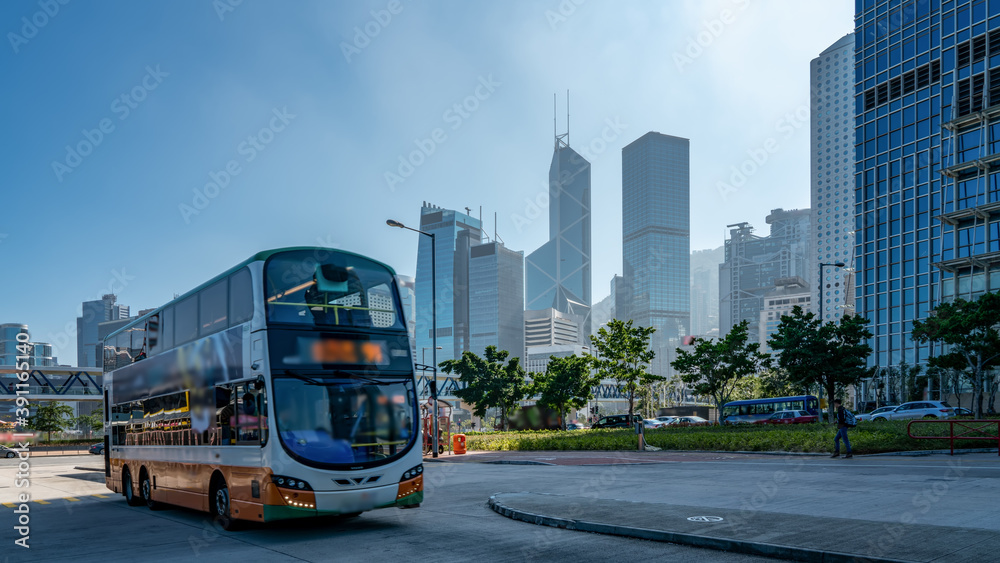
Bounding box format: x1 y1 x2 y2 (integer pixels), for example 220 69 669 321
401 464 423 481
271 475 312 491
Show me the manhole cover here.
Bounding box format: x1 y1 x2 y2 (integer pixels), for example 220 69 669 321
687 516 724 522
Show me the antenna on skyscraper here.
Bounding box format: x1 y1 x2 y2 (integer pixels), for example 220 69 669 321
554 92 570 149
566 89 570 147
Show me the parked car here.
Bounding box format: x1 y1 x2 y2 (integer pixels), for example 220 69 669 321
667 416 712 426
643 419 669 429
1 445 17 458
953 407 974 417
654 416 677 425
591 414 642 429
89 443 105 455
565 423 586 430
872 401 955 421
856 405 899 422
763 410 818 425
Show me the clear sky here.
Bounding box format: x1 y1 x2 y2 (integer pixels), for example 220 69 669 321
1 0 853 364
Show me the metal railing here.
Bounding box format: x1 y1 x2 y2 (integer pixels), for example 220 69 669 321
907 419 1000 456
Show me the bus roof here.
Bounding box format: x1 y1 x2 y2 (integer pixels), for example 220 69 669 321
105 247 397 341
722 395 816 407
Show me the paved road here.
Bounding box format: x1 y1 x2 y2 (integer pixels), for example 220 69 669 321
1 452 997 562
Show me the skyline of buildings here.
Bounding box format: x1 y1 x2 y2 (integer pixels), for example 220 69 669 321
76 294 130 368
0 323 58 367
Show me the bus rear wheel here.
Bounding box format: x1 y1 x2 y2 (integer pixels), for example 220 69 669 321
211 477 240 531
123 467 142 507
140 470 161 510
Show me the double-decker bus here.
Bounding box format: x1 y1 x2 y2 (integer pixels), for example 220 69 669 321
101 248 422 529
720 395 820 425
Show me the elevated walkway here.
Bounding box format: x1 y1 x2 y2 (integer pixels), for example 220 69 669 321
0 366 103 402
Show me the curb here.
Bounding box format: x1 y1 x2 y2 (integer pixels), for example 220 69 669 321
488 494 911 563
483 460 555 466
73 466 104 472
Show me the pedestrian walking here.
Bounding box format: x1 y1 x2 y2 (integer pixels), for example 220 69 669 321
831 399 853 459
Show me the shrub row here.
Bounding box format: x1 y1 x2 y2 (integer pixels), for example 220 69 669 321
465 420 1000 455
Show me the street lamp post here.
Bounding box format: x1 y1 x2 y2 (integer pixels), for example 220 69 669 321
388 219 440 458
818 262 846 320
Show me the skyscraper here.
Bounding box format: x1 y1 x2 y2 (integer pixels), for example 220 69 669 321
690 246 724 337
812 33 856 323
852 1 1000 373
77 294 129 367
469 241 525 359
525 131 592 340
621 132 690 377
414 203 483 364
0 323 58 367
719 209 811 343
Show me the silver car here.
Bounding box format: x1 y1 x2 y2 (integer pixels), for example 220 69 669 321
857 405 899 421
872 401 955 421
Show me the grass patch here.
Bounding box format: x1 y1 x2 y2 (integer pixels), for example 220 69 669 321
465 420 1000 455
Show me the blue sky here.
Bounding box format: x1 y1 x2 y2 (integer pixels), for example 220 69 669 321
1 0 853 363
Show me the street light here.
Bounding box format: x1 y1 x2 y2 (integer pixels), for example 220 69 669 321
422 346 443 367
818 262 846 319
387 218 440 458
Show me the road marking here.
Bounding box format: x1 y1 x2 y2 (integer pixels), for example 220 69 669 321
34 500 51 504
2 503 14 508
65 497 79 502
92 494 109 498
688 515 724 522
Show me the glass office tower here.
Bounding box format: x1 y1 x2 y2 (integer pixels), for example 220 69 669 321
854 0 1000 370
525 139 592 339
469 241 525 359
621 132 690 377
415 203 484 364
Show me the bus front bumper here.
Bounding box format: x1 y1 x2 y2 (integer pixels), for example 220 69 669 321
262 477 423 521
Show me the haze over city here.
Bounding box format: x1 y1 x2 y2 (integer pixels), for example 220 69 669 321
2 1 852 363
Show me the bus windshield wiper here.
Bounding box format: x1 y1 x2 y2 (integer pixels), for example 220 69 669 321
280 369 391 386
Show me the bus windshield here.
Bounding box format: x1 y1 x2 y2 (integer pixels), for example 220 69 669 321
265 250 405 330
273 373 416 469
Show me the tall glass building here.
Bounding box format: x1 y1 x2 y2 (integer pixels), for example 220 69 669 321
853 0 1000 370
0 323 58 366
77 294 129 367
525 137 592 339
813 33 857 322
415 203 483 364
469 241 525 359
621 132 691 377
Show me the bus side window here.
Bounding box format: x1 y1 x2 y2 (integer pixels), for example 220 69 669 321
236 386 261 444
217 386 234 445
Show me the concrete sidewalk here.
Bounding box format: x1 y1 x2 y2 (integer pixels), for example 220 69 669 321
489 492 997 563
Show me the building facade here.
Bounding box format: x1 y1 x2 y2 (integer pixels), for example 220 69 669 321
469 241 525 359
620 132 691 378
414 203 484 364
0 324 58 367
719 209 811 343
77 294 129 367
525 135 592 339
690 246 724 337
758 277 812 351
812 33 857 323
524 308 582 348
852 0 1000 371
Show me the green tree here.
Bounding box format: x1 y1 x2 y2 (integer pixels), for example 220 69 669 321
531 354 599 430
441 345 530 431
671 320 771 423
768 307 874 423
589 319 661 419
77 405 104 438
912 291 1000 418
27 401 74 442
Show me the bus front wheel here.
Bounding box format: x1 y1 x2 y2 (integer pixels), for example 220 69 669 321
123 467 142 507
211 476 240 531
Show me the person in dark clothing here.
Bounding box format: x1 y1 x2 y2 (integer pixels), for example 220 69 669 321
831 399 853 459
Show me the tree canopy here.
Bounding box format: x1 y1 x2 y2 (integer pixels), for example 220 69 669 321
912 291 1000 418
671 320 770 423
27 401 74 442
531 354 599 430
440 345 530 431
589 319 661 418
768 307 873 422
